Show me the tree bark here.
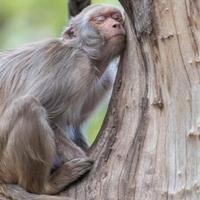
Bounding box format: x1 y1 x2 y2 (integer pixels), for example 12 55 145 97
62 0 200 199
68 0 91 17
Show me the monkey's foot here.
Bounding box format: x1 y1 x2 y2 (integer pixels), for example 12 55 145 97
46 158 93 194
63 158 94 180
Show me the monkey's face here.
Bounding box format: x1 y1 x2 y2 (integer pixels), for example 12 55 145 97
63 5 126 60
89 8 126 57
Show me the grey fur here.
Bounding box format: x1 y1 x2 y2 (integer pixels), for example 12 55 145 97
0 4 125 200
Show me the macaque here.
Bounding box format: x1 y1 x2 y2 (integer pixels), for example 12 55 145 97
0 4 126 200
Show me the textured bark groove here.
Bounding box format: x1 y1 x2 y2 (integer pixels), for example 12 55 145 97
119 0 153 37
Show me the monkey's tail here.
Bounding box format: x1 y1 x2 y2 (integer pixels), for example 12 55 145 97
0 184 72 200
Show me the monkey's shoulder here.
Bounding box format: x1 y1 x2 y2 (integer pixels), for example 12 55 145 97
29 39 91 69
0 39 73 59
0 38 91 72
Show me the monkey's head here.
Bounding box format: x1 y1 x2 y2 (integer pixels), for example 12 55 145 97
63 4 126 61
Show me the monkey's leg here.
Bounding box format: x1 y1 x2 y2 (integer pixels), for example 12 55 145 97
53 125 87 163
0 184 73 200
69 125 89 152
0 96 92 199
46 125 93 194
0 96 55 194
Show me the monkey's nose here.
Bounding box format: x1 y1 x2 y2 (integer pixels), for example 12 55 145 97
112 23 121 29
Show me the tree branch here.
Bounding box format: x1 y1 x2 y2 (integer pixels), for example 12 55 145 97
68 0 91 17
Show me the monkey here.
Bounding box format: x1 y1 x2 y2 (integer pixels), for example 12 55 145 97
0 4 126 200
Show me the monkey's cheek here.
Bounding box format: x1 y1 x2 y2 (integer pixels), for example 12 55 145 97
112 37 126 53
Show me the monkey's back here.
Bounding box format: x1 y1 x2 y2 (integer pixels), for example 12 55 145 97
0 40 95 121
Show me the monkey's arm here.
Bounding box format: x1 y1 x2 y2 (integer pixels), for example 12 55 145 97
54 63 117 152
79 62 117 124
68 62 117 150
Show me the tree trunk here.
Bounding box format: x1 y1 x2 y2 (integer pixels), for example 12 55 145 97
62 0 200 199
68 0 91 17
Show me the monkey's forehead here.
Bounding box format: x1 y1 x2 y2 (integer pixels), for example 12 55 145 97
84 4 122 12
69 4 124 27
77 4 123 19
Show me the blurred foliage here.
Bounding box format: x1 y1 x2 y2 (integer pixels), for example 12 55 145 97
0 0 67 49
0 0 118 144
93 0 120 5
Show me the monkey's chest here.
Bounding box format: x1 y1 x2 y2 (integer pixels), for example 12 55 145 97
63 97 86 124
34 68 95 123
43 87 88 125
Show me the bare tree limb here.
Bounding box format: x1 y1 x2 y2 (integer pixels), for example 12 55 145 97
68 0 91 17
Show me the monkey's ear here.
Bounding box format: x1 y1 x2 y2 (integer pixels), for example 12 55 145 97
63 27 77 41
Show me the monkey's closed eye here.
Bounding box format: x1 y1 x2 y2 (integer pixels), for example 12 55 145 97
94 15 106 23
112 13 123 22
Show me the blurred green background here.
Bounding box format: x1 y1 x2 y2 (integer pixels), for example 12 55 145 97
0 0 119 144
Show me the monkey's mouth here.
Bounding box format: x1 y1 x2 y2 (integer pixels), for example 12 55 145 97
109 34 125 40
